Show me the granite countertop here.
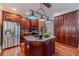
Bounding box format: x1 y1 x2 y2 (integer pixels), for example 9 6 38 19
24 36 55 42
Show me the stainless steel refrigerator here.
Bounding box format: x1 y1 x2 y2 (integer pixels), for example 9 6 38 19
2 21 20 49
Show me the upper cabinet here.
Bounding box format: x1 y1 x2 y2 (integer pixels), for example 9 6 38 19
20 18 29 29
31 19 38 27
2 11 21 22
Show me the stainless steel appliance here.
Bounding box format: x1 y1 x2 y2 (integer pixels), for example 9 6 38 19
2 21 20 49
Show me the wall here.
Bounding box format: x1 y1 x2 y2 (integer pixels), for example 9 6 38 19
0 4 23 18
0 10 2 51
0 4 3 10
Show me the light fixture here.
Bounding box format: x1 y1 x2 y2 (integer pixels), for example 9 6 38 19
47 17 49 21
45 17 51 23
28 11 37 20
39 15 45 21
28 3 49 21
12 8 17 11
26 12 29 15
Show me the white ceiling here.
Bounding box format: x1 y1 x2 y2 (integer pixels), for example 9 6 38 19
1 3 79 19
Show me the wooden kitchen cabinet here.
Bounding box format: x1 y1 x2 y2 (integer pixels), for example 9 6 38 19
54 17 59 42
43 39 55 56
24 36 55 56
54 10 79 47
64 14 71 45
20 35 25 43
58 16 64 43
29 41 43 56
24 39 29 56
2 11 21 22
28 19 39 33
43 40 51 56
32 20 38 27
20 18 29 29
54 16 64 44
50 39 55 55
70 12 78 47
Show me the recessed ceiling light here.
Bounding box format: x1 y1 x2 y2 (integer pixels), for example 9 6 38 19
12 8 17 11
26 12 29 15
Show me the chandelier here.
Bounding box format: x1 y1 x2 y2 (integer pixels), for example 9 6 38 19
28 3 49 21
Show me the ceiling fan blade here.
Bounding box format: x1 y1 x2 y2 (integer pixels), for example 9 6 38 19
43 3 52 8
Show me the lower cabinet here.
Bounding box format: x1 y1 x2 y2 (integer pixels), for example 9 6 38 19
29 41 43 56
24 40 29 56
20 35 25 43
43 40 51 56
50 39 55 55
25 39 55 56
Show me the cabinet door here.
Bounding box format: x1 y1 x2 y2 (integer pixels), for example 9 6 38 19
25 40 29 56
29 41 43 56
50 39 55 55
55 16 64 43
58 17 61 43
32 20 38 27
54 17 59 42
43 40 51 56
70 12 78 47
3 11 20 22
58 16 64 43
64 14 70 45
20 18 29 29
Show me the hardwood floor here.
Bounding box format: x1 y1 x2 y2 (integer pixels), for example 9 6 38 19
0 43 25 56
0 42 79 56
53 42 79 56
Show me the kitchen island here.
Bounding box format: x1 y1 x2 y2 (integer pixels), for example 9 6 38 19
23 36 55 56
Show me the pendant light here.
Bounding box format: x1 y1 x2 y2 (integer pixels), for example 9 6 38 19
45 17 51 23
28 11 37 20
47 17 49 21
39 15 46 21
